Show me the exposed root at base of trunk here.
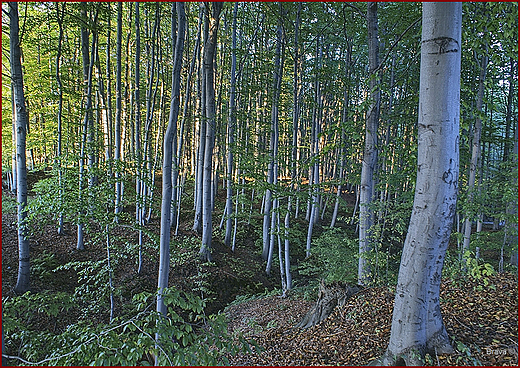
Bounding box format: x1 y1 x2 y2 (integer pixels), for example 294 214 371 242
295 280 361 329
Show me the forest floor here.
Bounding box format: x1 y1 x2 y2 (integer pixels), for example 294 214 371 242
1 183 518 366
225 273 518 366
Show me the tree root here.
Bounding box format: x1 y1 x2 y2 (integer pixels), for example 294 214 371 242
295 280 361 329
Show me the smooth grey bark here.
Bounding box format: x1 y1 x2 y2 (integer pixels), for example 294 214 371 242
105 10 113 166
306 35 322 258
358 2 380 286
224 2 238 248
264 7 284 271
86 10 98 192
106 224 114 322
134 2 144 274
263 7 284 263
200 2 223 262
10 2 30 295
77 9 97 251
114 2 123 217
280 1 300 291
55 2 65 235
142 4 161 225
176 7 202 236
193 11 207 233
283 197 292 291
10 89 17 193
377 3 462 365
331 45 352 229
462 50 488 255
503 58 515 162
77 5 89 251
156 3 185 364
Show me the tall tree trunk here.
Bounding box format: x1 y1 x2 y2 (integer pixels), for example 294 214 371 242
77 8 97 251
142 4 161 225
193 11 207 233
134 2 144 274
177 7 202 232
225 3 238 248
114 2 123 217
156 3 185 365
358 2 380 286
264 4 284 271
105 8 113 168
200 2 223 262
306 34 323 258
10 88 17 193
377 3 461 364
283 1 300 291
10 2 30 295
55 2 65 235
503 58 515 162
462 49 488 255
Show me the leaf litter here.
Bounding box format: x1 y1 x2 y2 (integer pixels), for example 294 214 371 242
226 273 518 366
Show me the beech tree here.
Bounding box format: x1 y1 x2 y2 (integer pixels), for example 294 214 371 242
358 1 380 286
376 2 462 365
156 3 185 363
114 2 123 218
199 2 223 262
55 2 65 235
9 1 30 295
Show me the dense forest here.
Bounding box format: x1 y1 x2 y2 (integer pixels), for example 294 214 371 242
1 1 518 366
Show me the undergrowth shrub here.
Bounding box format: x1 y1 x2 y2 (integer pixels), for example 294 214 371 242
297 228 358 291
3 287 255 366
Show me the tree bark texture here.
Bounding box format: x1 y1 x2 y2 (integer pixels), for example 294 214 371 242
378 3 462 365
114 2 123 217
10 2 31 295
200 2 223 262
156 3 185 364
358 2 380 286
225 2 238 248
265 6 284 273
55 2 65 235
77 7 97 251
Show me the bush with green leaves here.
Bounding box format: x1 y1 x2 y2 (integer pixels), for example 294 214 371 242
2 191 17 214
298 227 358 286
3 287 255 366
442 249 496 288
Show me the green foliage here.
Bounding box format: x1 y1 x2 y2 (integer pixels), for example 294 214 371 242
463 250 496 286
452 337 482 366
2 191 17 214
3 287 255 366
31 251 60 282
54 258 114 316
298 228 358 286
225 287 281 309
443 249 496 288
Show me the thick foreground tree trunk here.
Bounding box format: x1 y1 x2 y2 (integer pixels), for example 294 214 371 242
374 3 462 365
296 281 361 329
